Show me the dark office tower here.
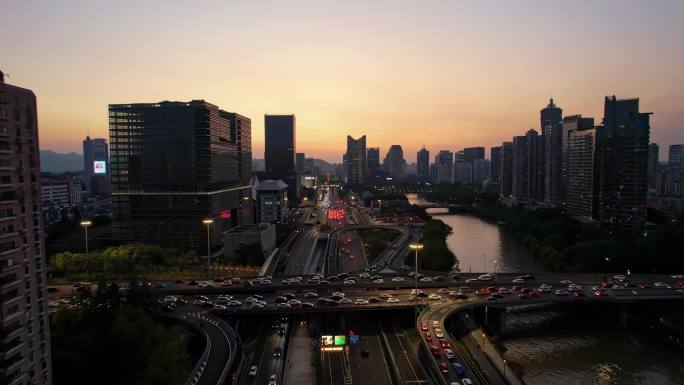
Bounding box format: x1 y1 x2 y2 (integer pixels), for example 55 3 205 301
647 143 659 192
0 70 53 385
344 135 366 185
490 146 502 183
304 157 314 174
499 142 514 197
566 127 600 220
463 147 485 164
433 151 453 184
264 114 296 178
220 111 253 224
596 96 651 232
83 136 111 196
559 115 595 208
384 145 406 178
296 152 305 173
512 129 542 202
669 145 683 194
109 100 252 254
540 99 563 205
417 147 430 181
366 147 380 184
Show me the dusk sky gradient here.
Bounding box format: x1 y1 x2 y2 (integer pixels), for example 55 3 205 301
2 0 684 162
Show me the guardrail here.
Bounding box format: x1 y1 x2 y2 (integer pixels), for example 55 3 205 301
182 313 213 385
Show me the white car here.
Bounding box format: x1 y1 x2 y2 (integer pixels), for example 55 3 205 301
444 349 454 359
465 278 479 283
373 278 384 284
344 280 355 285
420 277 433 283
304 292 318 298
462 379 473 385
432 320 440 327
477 274 494 281
248 366 258 377
228 300 242 307
331 291 345 298
392 277 405 283
386 297 400 303
555 289 568 296
428 294 442 300
512 278 526 283
355 298 369 305
339 298 353 305
560 279 573 285
434 329 444 339
269 374 278 385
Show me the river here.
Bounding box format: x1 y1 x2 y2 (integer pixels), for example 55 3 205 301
405 193 546 273
405 193 684 385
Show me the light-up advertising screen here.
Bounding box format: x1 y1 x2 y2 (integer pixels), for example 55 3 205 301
93 161 106 174
321 336 334 346
334 335 346 346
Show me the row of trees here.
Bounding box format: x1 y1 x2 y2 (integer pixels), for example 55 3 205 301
357 228 401 262
419 219 457 271
50 244 196 281
51 282 191 385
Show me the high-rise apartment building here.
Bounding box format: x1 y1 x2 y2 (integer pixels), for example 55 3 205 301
473 159 490 184
540 99 563 205
668 145 683 195
343 135 366 185
596 96 651 232
463 147 485 164
512 129 542 202
565 127 599 220
109 100 252 254
295 152 305 174
222 112 253 183
432 151 453 184
499 142 514 197
490 146 502 183
366 147 380 184
417 147 430 181
647 143 659 193
560 115 594 209
83 136 111 197
0 70 53 385
264 114 298 197
383 145 406 179
454 161 473 184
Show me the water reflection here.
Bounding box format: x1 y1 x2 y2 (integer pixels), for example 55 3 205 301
405 194 546 273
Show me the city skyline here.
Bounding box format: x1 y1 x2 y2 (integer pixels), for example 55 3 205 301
3 1 684 162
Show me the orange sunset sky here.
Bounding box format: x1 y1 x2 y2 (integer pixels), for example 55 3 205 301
2 1 684 163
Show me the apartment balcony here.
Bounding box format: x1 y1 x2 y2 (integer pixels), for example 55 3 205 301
0 339 25 360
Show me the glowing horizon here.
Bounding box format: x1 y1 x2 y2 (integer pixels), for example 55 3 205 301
2 1 683 163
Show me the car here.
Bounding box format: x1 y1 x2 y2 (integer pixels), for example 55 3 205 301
424 332 432 341
188 280 199 286
278 303 291 308
430 345 441 357
392 277 405 283
288 299 301 306
594 290 608 297
387 297 400 303
420 322 429 331
671 274 684 279
560 279 573 284
498 287 512 294
434 329 444 339
528 290 539 298
452 362 465 376
638 283 652 289
432 320 440 327
228 300 242 307
462 379 473 385
339 298 353 305
284 293 297 300
344 280 355 285
305 292 319 298
373 278 385 284
268 374 278 385
512 278 526 283
361 348 370 357
273 348 282 358
477 274 494 281
355 298 369 305
555 289 569 296
368 297 381 303
428 294 443 300
301 302 315 308
518 293 529 299
465 278 479 283
248 366 258 377
174 279 185 284
440 340 453 349
154 282 166 288
572 291 586 297
439 362 449 373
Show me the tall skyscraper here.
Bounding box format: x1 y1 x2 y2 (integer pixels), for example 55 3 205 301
366 147 380 184
454 161 473 184
222 112 253 183
295 152 305 174
647 143 659 193
490 146 502 183
343 135 366 185
109 100 252 253
433 151 453 184
417 147 430 181
565 126 599 220
0 70 53 385
264 114 297 197
668 145 683 195
512 129 542 202
540 99 563 205
596 96 651 232
473 159 490 184
83 136 111 197
384 145 406 178
560 115 594 209
499 142 514 197
463 147 485 164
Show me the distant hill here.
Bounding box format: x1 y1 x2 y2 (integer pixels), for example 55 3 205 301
40 150 83 173
252 158 337 174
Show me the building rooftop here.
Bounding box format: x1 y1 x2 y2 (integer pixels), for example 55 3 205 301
255 179 288 191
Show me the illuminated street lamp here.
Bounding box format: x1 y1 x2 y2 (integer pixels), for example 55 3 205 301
80 220 92 255
409 243 424 325
202 218 214 275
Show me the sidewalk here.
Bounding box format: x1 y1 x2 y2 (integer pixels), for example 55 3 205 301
283 321 315 385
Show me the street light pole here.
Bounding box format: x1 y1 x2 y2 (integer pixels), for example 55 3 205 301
202 218 214 277
409 243 423 326
80 220 92 255
604 257 611 282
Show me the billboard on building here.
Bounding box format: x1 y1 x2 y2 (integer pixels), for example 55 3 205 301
93 161 107 174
